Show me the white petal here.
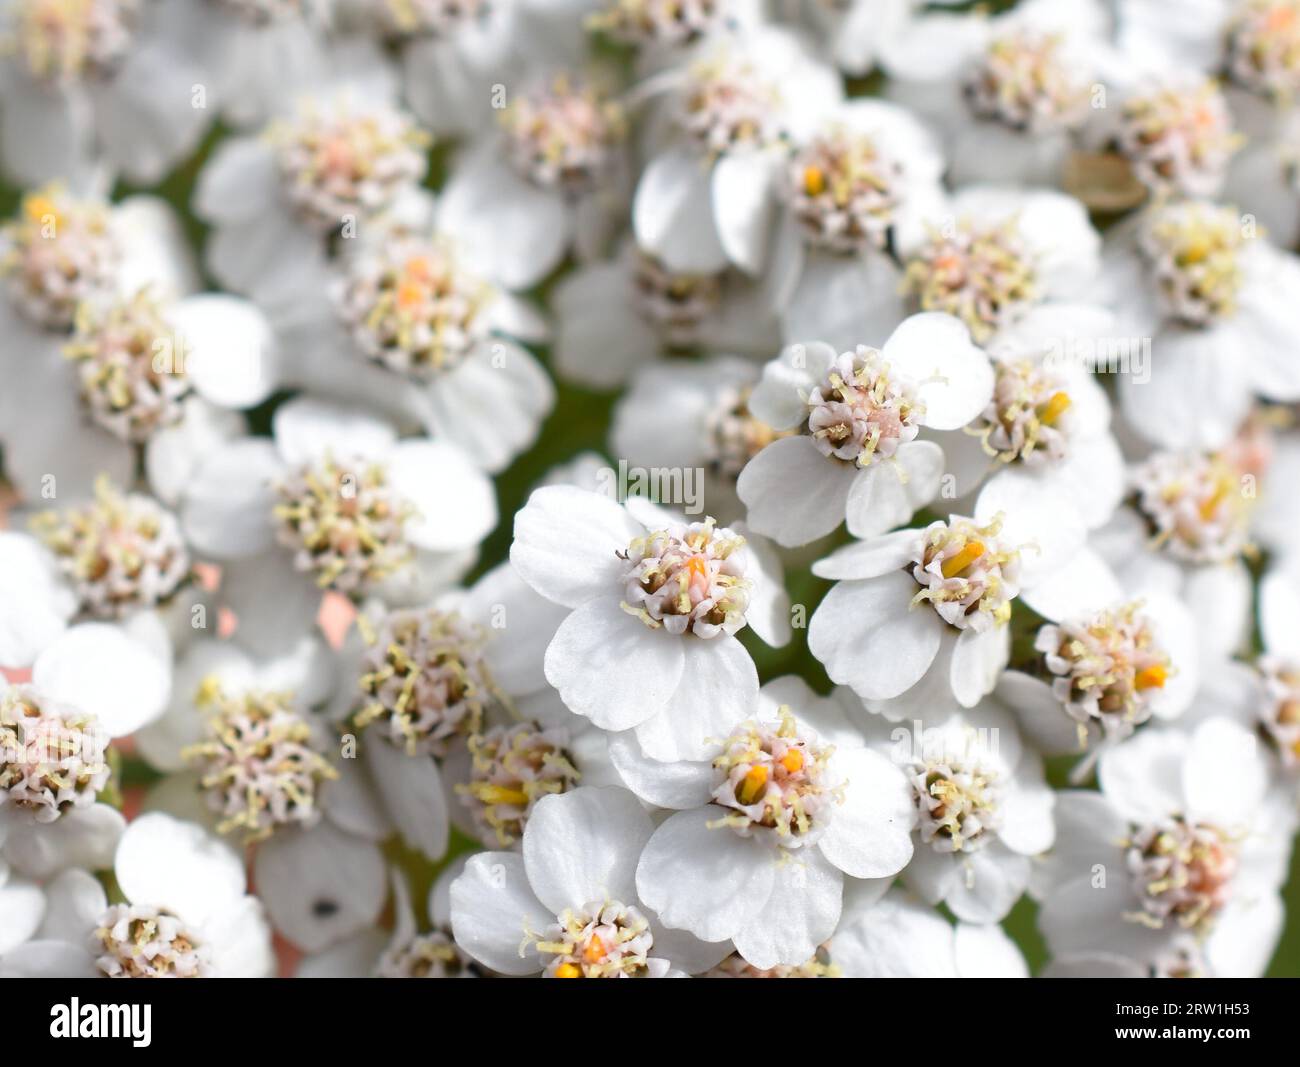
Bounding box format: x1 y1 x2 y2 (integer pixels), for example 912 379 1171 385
181 439 281 559
883 312 994 429
272 396 396 466
844 441 944 539
737 435 855 547
943 844 1031 923
607 732 715 809
522 786 654 914
387 440 497 551
173 294 279 408
1097 728 1188 824
115 813 244 926
819 747 915 878
732 848 842 970
0 533 74 668
363 737 449 862
4 805 124 880
711 149 778 275
449 851 549 976
544 598 685 731
634 146 728 274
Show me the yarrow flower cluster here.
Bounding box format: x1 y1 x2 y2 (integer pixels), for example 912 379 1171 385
2 0 1300 995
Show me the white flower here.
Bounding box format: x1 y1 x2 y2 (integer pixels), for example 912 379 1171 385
0 0 209 187
933 304 1126 530
324 561 579 860
192 42 429 295
995 581 1200 775
253 203 555 473
1091 444 1258 662
173 0 335 128
895 184 1102 350
793 0 918 77
849 701 1055 923
133 637 391 954
0 814 274 977
833 887 1028 977
436 71 631 291
632 24 842 277
511 486 789 760
808 476 1089 709
179 396 495 657
1098 199 1300 450
880 0 1110 187
551 237 778 390
450 785 730 977
610 354 784 522
737 313 993 547
1035 718 1293 978
625 676 914 969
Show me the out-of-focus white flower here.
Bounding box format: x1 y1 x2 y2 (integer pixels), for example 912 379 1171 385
766 98 944 346
0 0 210 187
1035 718 1293 978
881 0 1111 187
1097 200 1300 449
179 396 496 656
450 785 731 976
0 814 274 977
192 40 429 294
511 486 788 760
631 24 841 277
551 237 778 389
133 636 392 954
624 676 914 969
737 314 993 547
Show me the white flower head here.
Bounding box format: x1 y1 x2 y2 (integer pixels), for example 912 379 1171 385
738 312 994 547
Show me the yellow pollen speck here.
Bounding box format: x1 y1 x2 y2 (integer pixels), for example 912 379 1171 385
803 165 826 196
553 963 581 978
941 541 986 579
780 748 804 774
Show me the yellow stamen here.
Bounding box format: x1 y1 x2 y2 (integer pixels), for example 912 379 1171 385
553 963 581 978
1135 665 1168 690
1039 391 1071 426
780 749 804 774
736 764 769 805
803 165 826 196
941 541 985 579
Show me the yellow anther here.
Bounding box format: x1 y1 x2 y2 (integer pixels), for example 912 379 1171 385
553 963 582 978
582 936 606 964
474 784 531 807
941 541 986 579
736 764 769 805
780 748 804 774
803 165 826 196
1039 391 1071 426
1135 664 1169 690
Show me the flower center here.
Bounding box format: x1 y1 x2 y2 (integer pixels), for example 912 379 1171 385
1140 200 1245 326
1257 656 1300 767
501 75 626 195
586 0 721 48
95 905 209 978
62 288 190 443
272 457 415 593
706 949 840 977
0 685 108 823
354 607 494 756
1117 80 1240 196
0 186 119 330
970 359 1072 466
537 901 659 978
183 680 337 843
1151 937 1210 978
375 930 475 977
704 384 786 480
787 129 899 255
910 755 1002 853
902 219 1038 344
1226 0 1300 100
381 0 490 36
1132 450 1252 564
618 518 751 636
707 709 839 845
271 102 428 231
910 516 1021 631
14 0 138 84
457 723 580 846
964 31 1091 133
336 238 492 380
31 476 190 619
681 55 780 155
1125 818 1238 933
1035 601 1173 745
631 252 721 345
806 345 923 467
